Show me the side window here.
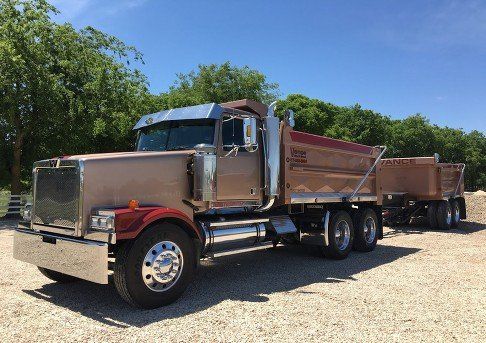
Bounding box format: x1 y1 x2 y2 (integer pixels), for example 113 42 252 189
222 116 245 151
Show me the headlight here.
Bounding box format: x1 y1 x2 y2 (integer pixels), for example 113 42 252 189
90 210 115 231
22 203 32 221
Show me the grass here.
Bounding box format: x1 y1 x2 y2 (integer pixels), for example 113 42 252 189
0 191 10 217
0 191 32 217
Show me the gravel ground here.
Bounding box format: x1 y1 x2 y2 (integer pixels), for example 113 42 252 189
1 195 485 342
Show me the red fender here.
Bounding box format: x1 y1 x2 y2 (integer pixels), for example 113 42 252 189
114 207 201 241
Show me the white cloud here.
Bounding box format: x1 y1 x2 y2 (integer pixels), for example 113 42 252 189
50 0 91 19
49 0 148 20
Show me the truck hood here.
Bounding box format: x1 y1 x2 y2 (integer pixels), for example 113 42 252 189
65 150 195 227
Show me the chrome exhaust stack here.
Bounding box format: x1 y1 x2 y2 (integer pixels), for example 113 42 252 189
257 101 281 212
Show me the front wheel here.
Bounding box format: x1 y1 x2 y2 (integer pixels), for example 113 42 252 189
320 211 354 260
114 223 196 309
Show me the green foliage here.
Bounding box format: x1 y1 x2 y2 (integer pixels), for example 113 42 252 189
162 62 280 108
0 0 160 192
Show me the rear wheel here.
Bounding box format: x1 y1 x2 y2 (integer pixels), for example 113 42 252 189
353 208 378 252
450 199 461 228
321 211 354 260
38 267 79 283
114 223 196 309
436 200 452 230
427 202 438 228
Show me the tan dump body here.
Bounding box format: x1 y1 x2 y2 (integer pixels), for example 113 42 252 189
381 157 465 201
279 125 383 205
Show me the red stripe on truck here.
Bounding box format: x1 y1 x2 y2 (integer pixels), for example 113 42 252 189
290 131 373 155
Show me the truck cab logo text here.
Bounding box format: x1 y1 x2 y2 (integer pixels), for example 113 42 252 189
381 159 414 166
290 147 307 164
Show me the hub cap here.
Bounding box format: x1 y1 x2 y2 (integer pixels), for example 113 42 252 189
142 241 183 292
363 217 376 244
335 220 351 251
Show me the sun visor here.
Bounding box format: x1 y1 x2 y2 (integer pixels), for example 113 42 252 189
133 103 223 130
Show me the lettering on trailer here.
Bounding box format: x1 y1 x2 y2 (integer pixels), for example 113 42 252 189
290 147 308 164
381 158 415 166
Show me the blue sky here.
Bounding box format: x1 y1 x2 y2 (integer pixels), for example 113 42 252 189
50 0 486 132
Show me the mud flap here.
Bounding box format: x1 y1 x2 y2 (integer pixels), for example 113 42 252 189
374 205 384 239
456 197 467 220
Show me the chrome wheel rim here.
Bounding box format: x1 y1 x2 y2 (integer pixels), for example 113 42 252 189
454 206 460 223
335 220 351 251
364 217 376 244
446 207 452 225
142 241 183 292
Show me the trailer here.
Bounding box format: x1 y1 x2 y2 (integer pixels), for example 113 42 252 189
14 99 386 308
381 156 466 229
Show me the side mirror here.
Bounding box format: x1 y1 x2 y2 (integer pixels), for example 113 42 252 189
243 118 258 152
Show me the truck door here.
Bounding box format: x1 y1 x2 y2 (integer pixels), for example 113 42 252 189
217 115 262 202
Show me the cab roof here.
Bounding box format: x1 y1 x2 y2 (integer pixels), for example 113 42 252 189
133 99 268 130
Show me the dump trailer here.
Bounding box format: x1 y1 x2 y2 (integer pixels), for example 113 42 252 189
13 99 385 309
381 156 466 229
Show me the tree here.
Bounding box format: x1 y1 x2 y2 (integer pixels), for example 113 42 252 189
162 62 279 108
0 0 157 196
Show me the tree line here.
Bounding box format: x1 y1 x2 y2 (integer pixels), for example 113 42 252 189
1 0 485 193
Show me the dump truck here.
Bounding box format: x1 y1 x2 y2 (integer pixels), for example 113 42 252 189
14 99 385 308
381 155 466 229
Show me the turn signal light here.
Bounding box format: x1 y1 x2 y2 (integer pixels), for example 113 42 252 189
128 199 139 210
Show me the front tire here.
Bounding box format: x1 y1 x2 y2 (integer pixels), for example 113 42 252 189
321 211 354 260
353 208 378 252
114 223 196 309
38 267 79 283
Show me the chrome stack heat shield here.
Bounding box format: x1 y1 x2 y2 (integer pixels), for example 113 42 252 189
200 219 268 255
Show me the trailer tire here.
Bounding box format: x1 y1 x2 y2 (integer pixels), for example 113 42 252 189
450 199 461 228
320 211 354 260
114 223 196 309
353 208 378 252
436 200 452 230
38 267 79 283
427 202 438 228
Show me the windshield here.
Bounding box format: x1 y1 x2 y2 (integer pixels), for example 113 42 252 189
136 119 215 151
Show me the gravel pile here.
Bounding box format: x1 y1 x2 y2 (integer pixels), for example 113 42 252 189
0 195 484 342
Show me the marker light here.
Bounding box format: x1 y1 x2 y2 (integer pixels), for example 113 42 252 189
128 199 139 210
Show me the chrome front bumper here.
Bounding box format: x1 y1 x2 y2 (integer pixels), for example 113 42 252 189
13 229 108 284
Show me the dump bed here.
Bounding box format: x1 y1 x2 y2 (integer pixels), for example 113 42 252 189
381 156 464 201
279 125 383 205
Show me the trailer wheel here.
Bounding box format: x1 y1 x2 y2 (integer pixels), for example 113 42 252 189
38 267 79 283
427 202 438 228
353 208 378 252
321 211 354 260
114 223 196 309
450 199 461 228
436 200 452 230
